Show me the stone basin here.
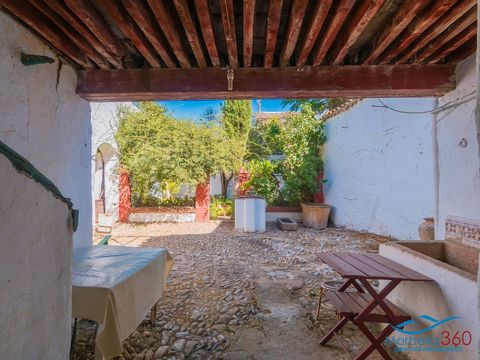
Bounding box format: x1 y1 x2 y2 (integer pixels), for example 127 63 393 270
379 240 478 359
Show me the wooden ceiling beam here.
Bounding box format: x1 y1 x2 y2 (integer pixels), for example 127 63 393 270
363 0 430 65
312 0 355 66
412 8 477 64
147 0 191 68
279 0 309 67
243 0 256 67
64 0 125 60
0 0 91 69
264 0 283 68
28 0 109 69
44 0 121 68
332 0 385 65
172 0 207 67
379 0 457 64
194 0 220 67
122 0 176 68
77 64 455 101
428 23 477 63
296 0 333 66
396 0 476 64
97 0 161 68
219 0 238 68
446 38 477 63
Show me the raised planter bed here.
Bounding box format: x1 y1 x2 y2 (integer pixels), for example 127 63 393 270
129 206 195 223
266 206 302 223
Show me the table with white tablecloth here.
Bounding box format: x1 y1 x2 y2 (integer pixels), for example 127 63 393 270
72 245 173 359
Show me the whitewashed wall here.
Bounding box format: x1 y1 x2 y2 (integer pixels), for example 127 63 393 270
435 56 480 239
0 12 91 360
0 13 92 249
324 98 436 239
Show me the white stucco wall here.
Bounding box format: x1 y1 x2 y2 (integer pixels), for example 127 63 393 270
0 12 92 249
324 98 436 239
435 56 480 239
0 155 73 360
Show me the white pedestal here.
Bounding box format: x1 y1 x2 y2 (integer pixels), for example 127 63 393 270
235 197 266 232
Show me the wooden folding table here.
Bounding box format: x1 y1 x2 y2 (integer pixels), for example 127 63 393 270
317 252 433 360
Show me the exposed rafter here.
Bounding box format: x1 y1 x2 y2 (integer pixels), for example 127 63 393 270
296 0 333 66
264 0 283 68
172 0 207 68
379 0 457 64
219 0 238 68
147 0 191 68
194 0 220 67
447 38 476 63
77 65 455 101
279 0 309 67
243 0 256 67
428 23 477 63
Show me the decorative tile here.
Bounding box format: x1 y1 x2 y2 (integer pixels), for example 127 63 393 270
445 216 480 247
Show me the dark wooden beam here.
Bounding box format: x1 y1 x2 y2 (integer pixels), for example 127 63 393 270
28 0 109 69
45 0 121 68
363 0 430 65
122 0 176 68
446 38 476 63
279 0 309 66
312 0 355 66
147 0 191 68
219 0 238 68
77 65 455 101
172 0 207 67
97 0 161 68
194 0 220 67
396 0 476 64
264 0 283 68
243 0 256 67
64 0 125 60
379 0 457 64
429 23 477 63
1 0 91 68
413 8 477 64
296 0 333 66
332 0 385 65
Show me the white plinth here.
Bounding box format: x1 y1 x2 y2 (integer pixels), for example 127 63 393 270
235 197 266 232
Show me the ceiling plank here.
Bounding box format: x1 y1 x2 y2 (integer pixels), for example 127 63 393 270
219 0 238 68
147 0 191 68
172 0 207 67
243 0 256 67
64 0 125 60
428 23 477 63
363 0 430 65
396 0 476 64
379 0 457 64
194 0 220 67
312 0 355 66
77 64 455 101
332 0 386 65
44 0 121 68
264 0 283 68
412 7 477 64
446 38 476 63
296 0 333 66
122 0 176 68
97 0 161 68
1 0 91 68
279 0 309 66
28 0 109 69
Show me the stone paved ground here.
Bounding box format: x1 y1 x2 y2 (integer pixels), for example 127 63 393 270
76 221 395 360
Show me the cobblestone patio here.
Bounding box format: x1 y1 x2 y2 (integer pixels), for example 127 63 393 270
78 221 394 360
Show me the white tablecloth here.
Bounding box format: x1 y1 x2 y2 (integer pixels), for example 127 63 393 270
72 245 173 359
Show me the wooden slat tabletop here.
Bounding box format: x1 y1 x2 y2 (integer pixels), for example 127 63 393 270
317 252 432 281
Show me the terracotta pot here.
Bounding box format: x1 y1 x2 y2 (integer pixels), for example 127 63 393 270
418 217 435 240
301 203 331 230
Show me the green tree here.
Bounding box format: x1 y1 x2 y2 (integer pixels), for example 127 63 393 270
282 98 347 115
218 100 252 198
115 102 229 205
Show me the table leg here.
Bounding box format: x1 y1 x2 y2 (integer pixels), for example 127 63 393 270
356 279 400 323
151 304 157 328
354 321 395 360
319 316 349 345
338 278 365 293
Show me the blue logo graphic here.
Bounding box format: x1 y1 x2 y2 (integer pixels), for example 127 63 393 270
391 315 462 335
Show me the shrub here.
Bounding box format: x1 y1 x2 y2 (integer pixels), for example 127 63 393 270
210 195 232 220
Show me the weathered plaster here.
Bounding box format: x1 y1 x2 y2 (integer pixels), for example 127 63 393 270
323 97 436 239
0 12 92 249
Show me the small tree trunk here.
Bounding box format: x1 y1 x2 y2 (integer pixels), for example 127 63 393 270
220 171 233 198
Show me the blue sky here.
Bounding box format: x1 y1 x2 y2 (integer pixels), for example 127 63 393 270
157 99 286 120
